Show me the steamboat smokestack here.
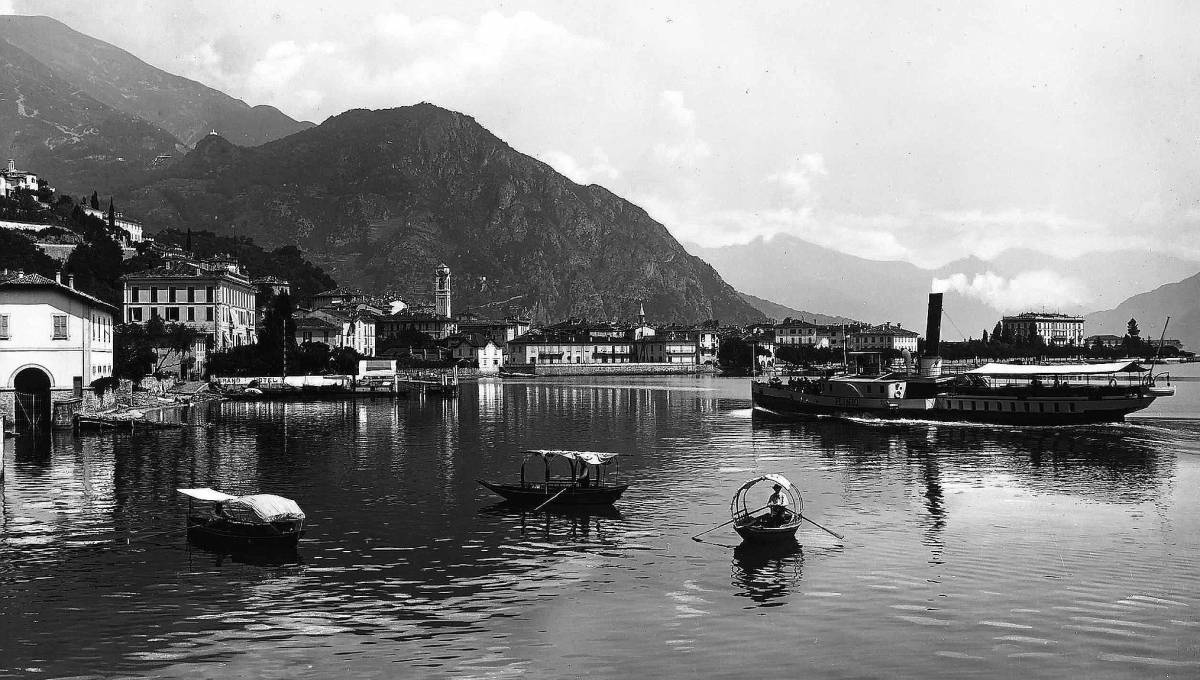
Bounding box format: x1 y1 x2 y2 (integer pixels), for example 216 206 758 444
919 292 944 378
924 292 942 357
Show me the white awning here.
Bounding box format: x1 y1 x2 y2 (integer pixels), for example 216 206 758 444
525 449 620 465
177 487 237 502
735 474 797 494
964 361 1147 377
230 494 305 522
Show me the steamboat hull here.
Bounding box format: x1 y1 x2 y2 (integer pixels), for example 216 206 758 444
752 383 1161 426
477 480 628 506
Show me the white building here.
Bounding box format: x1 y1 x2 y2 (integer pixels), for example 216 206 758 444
1 159 39 194
0 272 116 429
82 206 144 242
449 337 503 373
294 308 377 357
775 320 821 346
849 324 920 352
1001 313 1085 346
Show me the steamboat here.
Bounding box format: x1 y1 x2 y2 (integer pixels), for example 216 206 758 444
751 293 1174 425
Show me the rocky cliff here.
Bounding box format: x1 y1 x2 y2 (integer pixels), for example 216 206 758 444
126 104 764 324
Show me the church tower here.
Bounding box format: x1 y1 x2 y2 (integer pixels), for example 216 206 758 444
434 264 451 318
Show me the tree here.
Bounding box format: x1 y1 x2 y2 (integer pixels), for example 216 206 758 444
90 191 99 210
293 341 332 374
0 230 58 278
981 329 989 344
1127 318 1140 339
106 197 116 230
330 347 361 374
991 322 1003 344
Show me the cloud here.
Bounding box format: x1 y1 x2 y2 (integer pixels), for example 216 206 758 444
652 90 712 169
767 154 827 200
931 270 1090 312
0 1 14 15
537 147 621 186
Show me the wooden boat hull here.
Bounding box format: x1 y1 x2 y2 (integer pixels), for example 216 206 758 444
187 515 304 550
752 382 1163 425
734 522 802 544
477 480 628 507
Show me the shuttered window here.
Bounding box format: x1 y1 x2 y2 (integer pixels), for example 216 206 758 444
0 314 9 339
53 314 68 339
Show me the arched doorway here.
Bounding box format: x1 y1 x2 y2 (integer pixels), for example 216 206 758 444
13 366 52 433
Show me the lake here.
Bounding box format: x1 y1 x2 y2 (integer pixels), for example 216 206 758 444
2 364 1199 678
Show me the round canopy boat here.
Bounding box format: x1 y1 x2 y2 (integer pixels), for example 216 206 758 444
730 474 804 544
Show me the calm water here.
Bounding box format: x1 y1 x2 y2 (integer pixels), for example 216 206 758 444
2 365 1200 679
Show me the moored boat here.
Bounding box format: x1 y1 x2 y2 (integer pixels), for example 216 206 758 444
751 293 1175 425
477 450 628 507
179 488 306 549
731 474 804 544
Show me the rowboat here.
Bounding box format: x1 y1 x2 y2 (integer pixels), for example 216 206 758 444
477 450 628 507
178 488 306 549
730 474 804 544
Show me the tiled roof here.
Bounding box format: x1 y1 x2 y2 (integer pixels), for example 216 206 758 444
0 272 118 312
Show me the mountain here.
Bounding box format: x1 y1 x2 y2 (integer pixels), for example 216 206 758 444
689 235 1200 340
0 35 181 192
738 292 859 325
1085 273 1200 351
123 104 764 324
687 235 1000 338
0 15 313 149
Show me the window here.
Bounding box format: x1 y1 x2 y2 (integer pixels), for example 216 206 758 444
205 308 214 322
206 286 214 303
130 286 140 303
166 307 180 321
0 313 8 339
53 314 68 339
187 287 195 303
129 307 143 322
187 307 195 322
169 287 177 302
151 287 159 303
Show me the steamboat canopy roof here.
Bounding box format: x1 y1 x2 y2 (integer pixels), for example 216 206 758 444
964 361 1147 377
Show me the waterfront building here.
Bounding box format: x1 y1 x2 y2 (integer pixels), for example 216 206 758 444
448 337 504 372
0 271 116 429
631 304 655 340
1001 312 1085 346
121 255 258 376
850 323 920 352
1084 334 1123 349
775 319 821 346
506 320 634 365
636 325 719 364
311 286 374 309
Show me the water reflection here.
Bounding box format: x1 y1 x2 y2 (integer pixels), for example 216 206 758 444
750 413 1173 504
731 541 804 606
479 502 624 543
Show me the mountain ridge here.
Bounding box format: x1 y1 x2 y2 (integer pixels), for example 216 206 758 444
0 15 314 149
124 104 765 324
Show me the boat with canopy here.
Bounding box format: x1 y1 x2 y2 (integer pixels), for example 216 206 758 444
477 450 628 507
730 474 805 544
178 488 306 549
752 293 1174 425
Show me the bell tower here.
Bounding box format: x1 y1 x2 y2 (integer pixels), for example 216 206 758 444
434 264 451 318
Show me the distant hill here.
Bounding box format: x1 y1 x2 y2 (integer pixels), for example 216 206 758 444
0 35 180 192
0 15 313 149
689 235 1199 340
124 105 764 324
738 292 858 325
1085 272 1200 351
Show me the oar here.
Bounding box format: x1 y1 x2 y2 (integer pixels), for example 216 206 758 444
691 505 769 541
800 514 844 541
531 487 570 513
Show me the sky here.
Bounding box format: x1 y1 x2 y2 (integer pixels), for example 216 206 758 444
6 1 1200 309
